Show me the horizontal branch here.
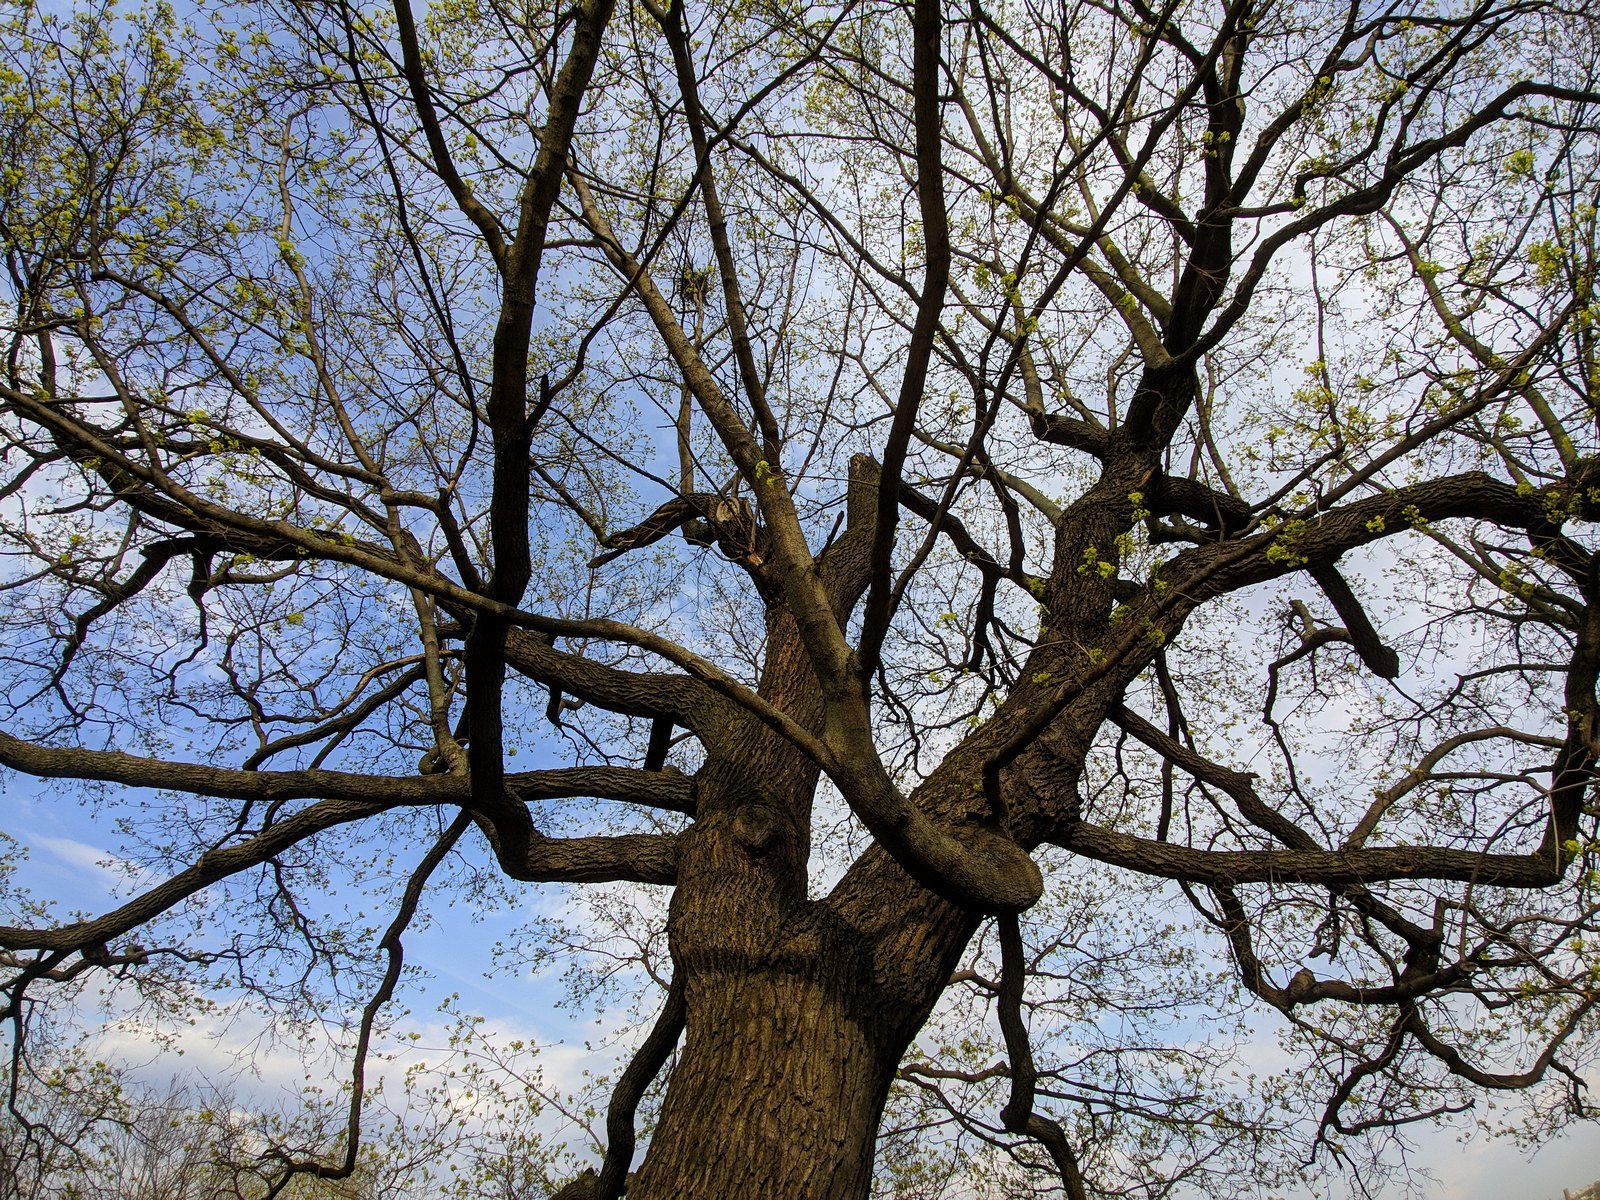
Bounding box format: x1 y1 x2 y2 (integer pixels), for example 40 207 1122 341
501 628 717 734
0 728 690 888
0 728 458 804
1 727 697 812
505 831 679 885
515 766 694 815
1054 821 1565 888
1171 468 1599 609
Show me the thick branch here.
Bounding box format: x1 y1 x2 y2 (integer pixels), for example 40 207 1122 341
858 0 954 679
1054 821 1566 888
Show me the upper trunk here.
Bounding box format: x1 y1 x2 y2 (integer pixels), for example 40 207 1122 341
631 842 981 1200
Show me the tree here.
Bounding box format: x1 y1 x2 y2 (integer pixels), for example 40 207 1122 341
2 0 1600 1193
0 1037 441 1200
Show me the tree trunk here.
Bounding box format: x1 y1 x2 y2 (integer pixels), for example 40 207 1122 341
628 831 980 1198
629 964 906 1199
622 582 1009 1198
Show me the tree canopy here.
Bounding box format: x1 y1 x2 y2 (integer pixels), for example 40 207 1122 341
3 0 1600 1194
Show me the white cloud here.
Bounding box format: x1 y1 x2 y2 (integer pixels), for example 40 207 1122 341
1400 1119 1599 1200
29 832 141 891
